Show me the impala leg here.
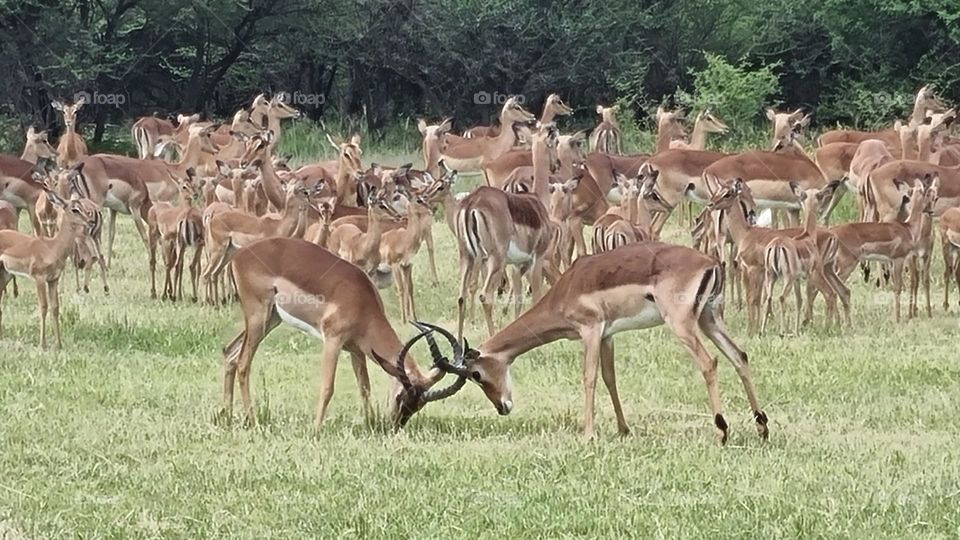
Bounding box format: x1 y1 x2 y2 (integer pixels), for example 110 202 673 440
348 348 372 417
403 263 417 322
10 277 16 299
758 269 775 336
48 279 61 349
36 280 48 349
392 263 407 323
148 229 159 299
509 265 523 318
315 336 345 427
599 337 629 436
570 218 587 258
479 256 505 337
580 327 603 441
921 253 932 317
189 244 203 302
908 254 919 319
791 278 802 335
699 300 768 440
105 209 118 266
942 239 953 311
456 255 472 341
233 309 279 426
893 258 905 322
664 310 727 444
0 271 10 338
424 228 439 284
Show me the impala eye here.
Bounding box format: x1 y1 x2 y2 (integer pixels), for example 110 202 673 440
471 371 482 382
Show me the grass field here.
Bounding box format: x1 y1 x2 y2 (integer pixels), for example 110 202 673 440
2 148 960 538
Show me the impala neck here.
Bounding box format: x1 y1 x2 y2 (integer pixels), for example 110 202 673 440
20 146 40 164
442 192 457 234
910 101 927 126
655 123 673 153
49 219 85 259
335 157 357 207
277 196 305 237
361 316 437 386
722 199 751 248
491 119 521 158
540 107 557 125
800 199 818 238
480 298 575 362
363 206 387 252
531 142 551 201
688 121 707 150
905 196 926 240
918 133 937 163
267 116 282 144
256 153 286 211
633 195 654 231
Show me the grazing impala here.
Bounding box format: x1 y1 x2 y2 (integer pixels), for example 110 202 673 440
52 98 88 167
0 192 98 348
220 237 467 426
440 98 535 173
418 238 769 444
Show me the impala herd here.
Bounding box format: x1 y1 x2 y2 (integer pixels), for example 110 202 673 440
2 85 960 444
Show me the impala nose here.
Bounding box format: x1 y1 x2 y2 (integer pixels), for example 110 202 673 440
498 399 513 415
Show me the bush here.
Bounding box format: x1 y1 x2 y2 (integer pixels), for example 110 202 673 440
675 54 782 133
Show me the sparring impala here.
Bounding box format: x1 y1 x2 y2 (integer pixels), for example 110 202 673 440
220 237 468 427
418 238 769 444
0 192 98 348
52 97 88 167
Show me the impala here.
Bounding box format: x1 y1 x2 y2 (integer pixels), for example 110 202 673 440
439 98 535 173
0 201 18 297
148 174 204 301
590 104 622 154
418 237 769 443
201 178 318 304
464 93 572 140
1 127 58 235
131 113 201 159
670 109 729 150
52 97 88 167
248 93 302 147
940 207 960 311
417 118 453 176
817 85 945 151
0 192 98 348
220 237 466 426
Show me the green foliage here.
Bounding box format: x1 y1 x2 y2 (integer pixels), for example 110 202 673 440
675 54 782 132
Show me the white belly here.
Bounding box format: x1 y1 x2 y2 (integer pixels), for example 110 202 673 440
602 304 664 338
275 305 324 340
104 192 131 213
5 268 32 280
506 241 534 265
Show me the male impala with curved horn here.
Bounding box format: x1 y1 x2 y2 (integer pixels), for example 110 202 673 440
421 240 769 444
220 237 467 426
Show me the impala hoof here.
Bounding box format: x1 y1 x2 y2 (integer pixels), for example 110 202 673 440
755 410 769 441
715 414 729 445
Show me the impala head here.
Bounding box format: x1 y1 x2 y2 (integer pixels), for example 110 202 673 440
501 97 536 126
532 123 561 173
916 85 947 114
656 106 686 137
48 190 98 232
269 93 302 120
640 176 674 214
420 160 458 204
188 124 221 155
767 108 810 141
771 125 805 152
707 178 757 224
24 127 58 160
558 130 588 169
790 180 840 218
597 104 619 124
326 133 363 172
545 94 573 117
697 109 729 134
230 108 261 136
547 173 581 221
176 113 202 129
917 174 940 216
52 97 86 129
238 131 275 168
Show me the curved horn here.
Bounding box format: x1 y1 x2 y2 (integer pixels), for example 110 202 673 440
412 321 463 360
411 322 469 402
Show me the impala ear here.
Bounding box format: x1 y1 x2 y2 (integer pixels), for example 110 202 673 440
732 178 744 193
596 104 604 115
789 181 801 197
51 100 64 112
417 119 428 135
350 134 361 146
765 108 776 122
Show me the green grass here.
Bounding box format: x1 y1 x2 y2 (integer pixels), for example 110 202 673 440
2 142 960 538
